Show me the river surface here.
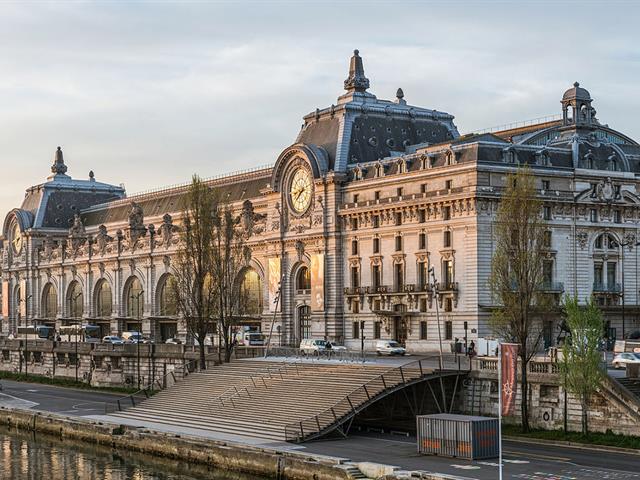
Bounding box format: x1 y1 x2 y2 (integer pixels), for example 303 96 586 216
0 425 266 480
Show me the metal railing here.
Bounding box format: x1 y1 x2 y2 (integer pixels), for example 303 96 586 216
283 356 458 443
593 282 622 293
104 357 200 414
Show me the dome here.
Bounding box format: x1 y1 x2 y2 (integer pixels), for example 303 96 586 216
563 81 591 102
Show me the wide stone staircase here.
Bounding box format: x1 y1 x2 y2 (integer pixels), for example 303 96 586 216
109 358 441 442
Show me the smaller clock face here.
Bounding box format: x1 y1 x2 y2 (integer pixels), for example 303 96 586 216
289 168 312 214
11 223 22 254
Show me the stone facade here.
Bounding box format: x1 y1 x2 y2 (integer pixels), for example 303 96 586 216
2 51 640 352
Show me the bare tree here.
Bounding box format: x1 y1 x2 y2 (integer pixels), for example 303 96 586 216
210 204 250 363
172 176 217 370
489 165 549 433
561 295 604 436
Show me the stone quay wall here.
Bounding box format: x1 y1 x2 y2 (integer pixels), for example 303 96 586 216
0 338 262 388
461 357 640 436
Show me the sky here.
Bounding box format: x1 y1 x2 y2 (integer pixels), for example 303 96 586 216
1 0 640 216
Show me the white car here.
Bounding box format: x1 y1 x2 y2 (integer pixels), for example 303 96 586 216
164 337 182 345
299 339 327 355
612 352 640 369
326 342 347 352
102 335 124 345
376 340 406 356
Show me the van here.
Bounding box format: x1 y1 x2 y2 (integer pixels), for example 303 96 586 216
121 331 146 343
299 338 327 355
235 331 266 346
375 340 406 356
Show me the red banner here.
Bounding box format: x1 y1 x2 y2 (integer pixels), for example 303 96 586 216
501 343 519 416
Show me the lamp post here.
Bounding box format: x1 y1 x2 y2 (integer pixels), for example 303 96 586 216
428 267 444 371
19 294 32 376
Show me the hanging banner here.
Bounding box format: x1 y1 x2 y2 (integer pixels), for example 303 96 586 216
501 343 519 416
268 257 281 312
310 253 324 312
1 281 8 318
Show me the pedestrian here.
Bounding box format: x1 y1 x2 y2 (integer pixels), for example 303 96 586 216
468 340 476 357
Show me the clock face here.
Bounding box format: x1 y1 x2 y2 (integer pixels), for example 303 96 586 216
11 223 22 254
289 168 312 214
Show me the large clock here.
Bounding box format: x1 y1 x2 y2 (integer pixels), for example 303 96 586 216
289 168 313 214
11 223 22 254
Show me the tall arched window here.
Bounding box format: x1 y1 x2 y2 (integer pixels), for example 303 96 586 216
66 281 83 318
42 283 57 319
239 268 262 315
158 274 177 316
125 277 144 318
95 280 112 317
296 266 311 292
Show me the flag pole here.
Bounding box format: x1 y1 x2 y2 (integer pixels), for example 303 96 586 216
498 341 503 480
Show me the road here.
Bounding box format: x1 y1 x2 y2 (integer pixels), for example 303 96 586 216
304 432 640 480
0 379 121 416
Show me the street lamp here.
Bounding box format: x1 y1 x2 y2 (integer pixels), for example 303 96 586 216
428 267 445 370
72 292 82 382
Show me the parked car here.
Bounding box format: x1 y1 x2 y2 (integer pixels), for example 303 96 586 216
121 331 151 344
375 340 406 356
234 331 266 346
102 335 124 345
325 342 347 352
299 338 327 355
164 337 182 345
612 352 640 369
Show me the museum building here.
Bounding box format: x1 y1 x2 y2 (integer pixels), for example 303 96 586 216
2 50 640 351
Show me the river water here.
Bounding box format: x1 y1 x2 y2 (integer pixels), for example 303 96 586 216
0 426 266 480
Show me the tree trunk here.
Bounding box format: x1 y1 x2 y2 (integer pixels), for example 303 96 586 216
520 354 530 433
199 341 206 371
581 394 589 436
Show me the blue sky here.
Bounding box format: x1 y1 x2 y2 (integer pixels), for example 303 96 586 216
1 0 639 215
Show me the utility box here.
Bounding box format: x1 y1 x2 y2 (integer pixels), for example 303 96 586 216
417 414 499 460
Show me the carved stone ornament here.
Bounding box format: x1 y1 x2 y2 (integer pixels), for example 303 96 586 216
127 202 147 248
595 177 615 202
156 213 178 248
295 240 305 261
68 214 87 256
576 230 588 249
163 255 171 270
94 225 113 255
43 236 55 261
240 200 267 237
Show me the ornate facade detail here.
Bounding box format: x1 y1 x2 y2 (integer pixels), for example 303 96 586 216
94 225 113 255
157 213 178 247
576 231 588 249
126 202 147 249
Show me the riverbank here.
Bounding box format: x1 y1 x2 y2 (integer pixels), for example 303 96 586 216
0 406 362 480
0 370 138 394
502 424 640 451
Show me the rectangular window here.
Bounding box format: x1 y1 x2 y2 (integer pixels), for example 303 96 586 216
353 194 359 204
373 237 380 254
445 180 452 190
443 259 453 287
594 263 603 288
444 297 453 312
421 183 428 194
351 217 358 230
351 239 358 255
443 230 452 248
372 265 381 289
543 206 551 220
394 263 404 291
352 321 360 339
420 321 428 340
614 209 622 223
607 262 617 288
419 209 426 223
443 206 451 220
418 262 429 290
395 235 402 251
395 212 402 226
590 209 598 222
542 260 553 286
351 266 359 288
352 300 360 314
374 300 381 311
542 180 550 191
372 215 380 228
419 298 428 312
445 321 453 340
419 232 426 250
543 230 552 248
397 187 403 197
374 321 381 339
374 191 381 201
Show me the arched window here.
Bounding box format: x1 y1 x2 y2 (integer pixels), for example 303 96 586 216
296 266 311 292
239 268 262 316
158 274 177 316
594 233 618 250
95 280 112 317
42 283 57 319
125 277 144 318
66 281 83 318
